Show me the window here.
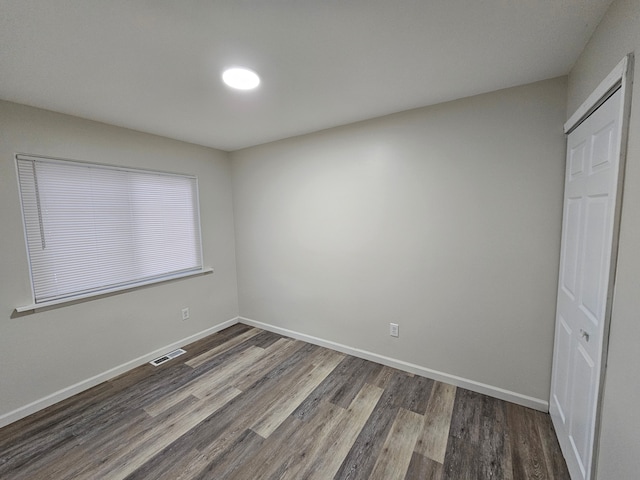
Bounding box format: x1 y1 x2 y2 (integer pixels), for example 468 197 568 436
16 154 204 309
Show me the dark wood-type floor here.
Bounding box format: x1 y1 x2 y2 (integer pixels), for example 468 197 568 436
0 324 569 479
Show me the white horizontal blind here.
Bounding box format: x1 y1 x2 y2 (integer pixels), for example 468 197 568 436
16 155 203 304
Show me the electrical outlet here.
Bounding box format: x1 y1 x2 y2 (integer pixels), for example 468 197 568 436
389 323 399 337
181 307 190 321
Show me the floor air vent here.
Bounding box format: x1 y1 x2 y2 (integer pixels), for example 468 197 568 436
150 348 186 366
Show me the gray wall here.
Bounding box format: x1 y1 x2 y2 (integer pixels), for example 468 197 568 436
0 100 239 420
567 0 640 477
232 77 567 404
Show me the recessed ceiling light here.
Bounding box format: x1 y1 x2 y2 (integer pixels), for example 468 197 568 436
222 67 260 90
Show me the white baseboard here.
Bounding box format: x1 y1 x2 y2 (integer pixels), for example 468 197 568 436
239 316 549 412
0 317 240 429
1 314 549 429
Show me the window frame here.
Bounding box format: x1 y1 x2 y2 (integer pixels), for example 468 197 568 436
14 153 210 312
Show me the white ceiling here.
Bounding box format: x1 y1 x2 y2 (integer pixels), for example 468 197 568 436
0 0 613 151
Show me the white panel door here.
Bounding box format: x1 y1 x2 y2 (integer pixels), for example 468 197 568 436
550 87 624 480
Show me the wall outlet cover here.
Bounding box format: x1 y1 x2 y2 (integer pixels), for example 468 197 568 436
390 323 399 337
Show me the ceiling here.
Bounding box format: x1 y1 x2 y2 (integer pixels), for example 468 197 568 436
0 0 613 151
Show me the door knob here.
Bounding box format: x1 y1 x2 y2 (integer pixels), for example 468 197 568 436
580 329 590 342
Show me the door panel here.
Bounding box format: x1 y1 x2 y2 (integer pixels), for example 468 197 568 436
561 198 581 298
553 314 573 423
579 196 608 325
570 342 596 477
590 121 615 172
569 141 586 178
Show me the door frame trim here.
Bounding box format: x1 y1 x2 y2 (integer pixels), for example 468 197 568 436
565 55 633 134
557 53 634 480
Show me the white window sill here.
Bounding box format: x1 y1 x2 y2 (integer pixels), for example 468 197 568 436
15 267 213 313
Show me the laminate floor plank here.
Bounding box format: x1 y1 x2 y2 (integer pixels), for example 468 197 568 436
291 355 362 420
231 338 305 391
416 381 457 463
189 428 265 480
78 387 241 480
241 347 338 435
507 402 551 480
108 324 252 393
123 446 202 480
534 410 571 480
333 371 411 480
0 381 119 477
185 327 262 368
75 363 197 427
448 388 482 442
371 365 399 389
326 356 383 408
478 395 509 480
116 330 269 417
405 451 443 480
442 435 479 480
148 342 322 463
249 329 285 349
250 348 345 438
143 345 266 417
0 432 79 480
240 382 378 480
289 383 385 480
369 407 425 480
226 411 312 480
277 402 351 480
0 325 570 480
63 399 198 480
3 401 143 478
392 373 434 415
14 443 91 480
441 389 483 480
292 355 384 421
0 381 115 452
